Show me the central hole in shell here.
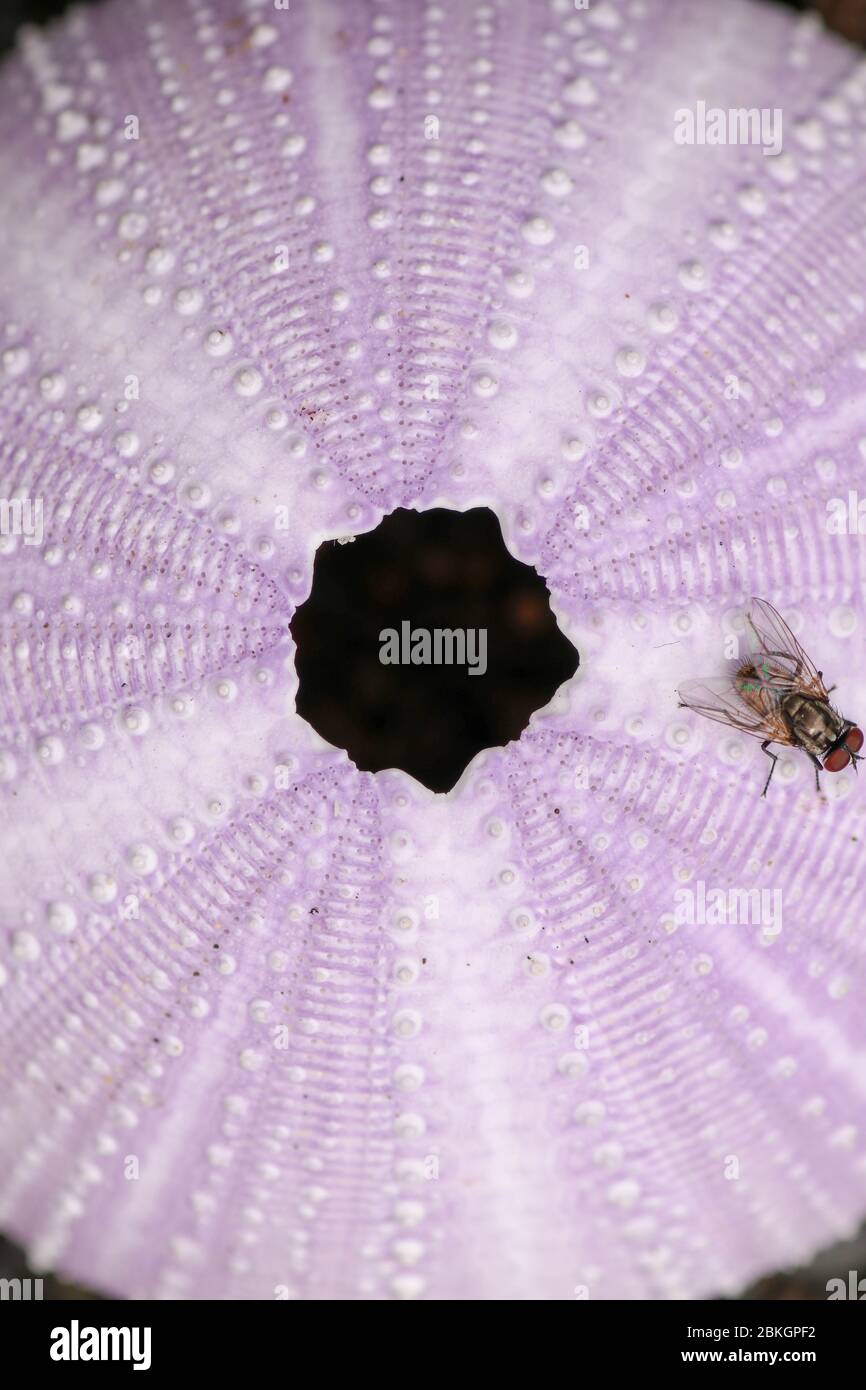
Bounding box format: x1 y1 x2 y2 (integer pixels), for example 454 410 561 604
290 507 580 792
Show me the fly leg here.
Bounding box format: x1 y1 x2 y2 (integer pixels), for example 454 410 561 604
760 740 779 797
811 755 823 793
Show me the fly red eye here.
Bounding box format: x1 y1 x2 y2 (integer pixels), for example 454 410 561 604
844 727 864 753
824 746 851 772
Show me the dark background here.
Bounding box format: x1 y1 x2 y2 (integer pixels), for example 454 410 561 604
4 0 866 51
1 0 865 1303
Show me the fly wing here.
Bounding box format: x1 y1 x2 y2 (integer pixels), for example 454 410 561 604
677 675 793 744
745 597 829 699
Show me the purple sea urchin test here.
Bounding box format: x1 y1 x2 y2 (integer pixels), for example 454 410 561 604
1 0 866 1303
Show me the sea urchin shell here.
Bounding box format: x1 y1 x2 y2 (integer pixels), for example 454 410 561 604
1 0 866 1300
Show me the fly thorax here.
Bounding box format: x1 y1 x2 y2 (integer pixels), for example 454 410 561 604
787 695 841 743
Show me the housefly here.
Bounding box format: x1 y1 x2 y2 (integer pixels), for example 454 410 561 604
677 597 862 796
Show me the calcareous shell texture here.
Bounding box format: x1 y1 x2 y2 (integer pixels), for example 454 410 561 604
1 0 866 1300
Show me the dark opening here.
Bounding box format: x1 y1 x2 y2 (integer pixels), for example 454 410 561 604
290 507 579 792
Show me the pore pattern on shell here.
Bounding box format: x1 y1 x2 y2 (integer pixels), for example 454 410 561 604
1 0 866 1300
